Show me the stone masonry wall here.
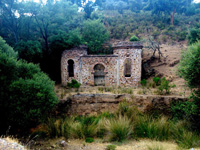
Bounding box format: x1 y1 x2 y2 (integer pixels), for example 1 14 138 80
61 42 143 87
114 48 142 86
81 55 118 86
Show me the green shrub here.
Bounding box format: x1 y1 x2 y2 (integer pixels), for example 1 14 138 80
106 144 116 150
179 41 200 88
140 79 147 87
105 116 133 142
0 38 58 133
188 28 200 44
171 100 198 120
157 77 176 95
67 79 81 88
153 77 161 86
85 137 94 143
130 35 139 41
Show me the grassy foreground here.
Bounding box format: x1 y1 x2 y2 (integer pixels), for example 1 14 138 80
32 101 200 149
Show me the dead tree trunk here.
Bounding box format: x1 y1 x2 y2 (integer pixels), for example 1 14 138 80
170 8 176 26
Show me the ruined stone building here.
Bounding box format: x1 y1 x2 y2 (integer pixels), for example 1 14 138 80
61 42 143 87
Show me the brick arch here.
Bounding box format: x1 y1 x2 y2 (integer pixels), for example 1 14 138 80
91 62 108 73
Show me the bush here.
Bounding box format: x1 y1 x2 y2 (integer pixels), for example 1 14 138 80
188 28 200 44
179 41 200 88
85 137 94 143
171 100 198 120
140 79 147 87
105 116 133 142
153 77 161 86
157 77 176 95
130 35 139 41
0 37 58 133
67 79 81 88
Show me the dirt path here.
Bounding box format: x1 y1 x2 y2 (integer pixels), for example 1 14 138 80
31 139 200 150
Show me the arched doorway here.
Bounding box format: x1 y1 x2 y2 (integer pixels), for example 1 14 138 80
68 59 74 77
124 58 132 77
94 64 105 86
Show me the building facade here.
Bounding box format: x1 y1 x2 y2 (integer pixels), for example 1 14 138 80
61 42 143 87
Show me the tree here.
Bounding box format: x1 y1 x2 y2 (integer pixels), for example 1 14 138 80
82 19 109 53
0 0 25 44
145 0 193 25
103 0 128 14
179 41 200 89
0 37 58 133
15 40 42 63
83 1 94 19
178 41 200 130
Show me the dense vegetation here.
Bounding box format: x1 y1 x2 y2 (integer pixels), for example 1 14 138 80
0 37 58 134
34 101 200 149
1 0 200 82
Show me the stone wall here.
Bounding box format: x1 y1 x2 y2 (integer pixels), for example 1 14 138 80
61 42 143 87
57 94 187 116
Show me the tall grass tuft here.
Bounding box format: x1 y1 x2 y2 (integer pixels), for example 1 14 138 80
135 116 171 141
45 118 71 139
70 116 98 139
105 115 133 142
171 121 200 148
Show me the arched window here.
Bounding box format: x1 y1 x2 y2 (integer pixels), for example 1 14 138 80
94 64 105 86
68 59 74 77
124 58 132 77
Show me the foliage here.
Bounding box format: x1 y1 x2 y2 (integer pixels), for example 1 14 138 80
106 144 116 150
153 77 161 86
171 100 198 120
82 19 109 54
67 79 81 88
130 35 139 41
140 79 147 87
0 36 17 58
0 38 58 133
48 30 82 81
38 103 200 149
85 137 94 143
15 40 42 63
188 28 200 45
178 41 200 88
157 77 176 95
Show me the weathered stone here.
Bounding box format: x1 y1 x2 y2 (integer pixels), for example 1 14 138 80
60 140 67 147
